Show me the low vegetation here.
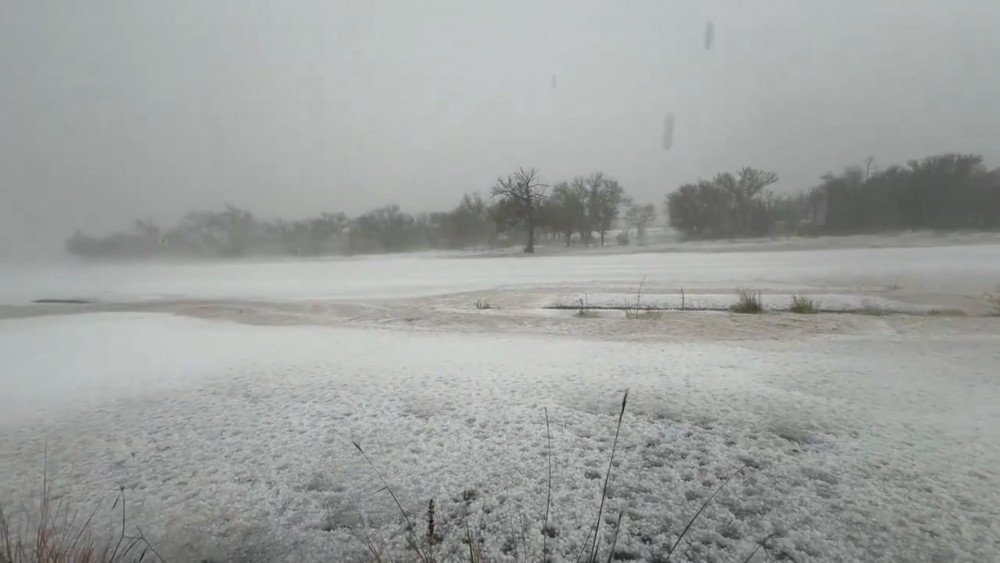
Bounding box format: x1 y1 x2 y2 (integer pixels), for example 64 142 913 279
789 295 821 314
66 168 657 258
731 289 765 314
473 299 491 310
575 296 598 318
0 480 162 563
66 152 1000 259
986 286 1000 315
667 153 1000 239
624 277 660 320
353 391 766 562
857 300 889 316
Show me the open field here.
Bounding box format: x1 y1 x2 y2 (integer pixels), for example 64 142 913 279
2 238 999 561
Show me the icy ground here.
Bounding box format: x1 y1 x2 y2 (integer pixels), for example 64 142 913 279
1 241 1000 561
3 239 1000 306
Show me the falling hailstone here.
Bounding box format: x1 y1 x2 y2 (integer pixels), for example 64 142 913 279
663 113 675 150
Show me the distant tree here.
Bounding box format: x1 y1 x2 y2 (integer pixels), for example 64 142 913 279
544 181 588 246
569 176 595 244
443 193 495 248
352 204 417 253
275 212 348 255
623 200 657 240
810 153 1000 233
216 205 258 256
666 167 780 238
491 167 547 253
583 172 626 246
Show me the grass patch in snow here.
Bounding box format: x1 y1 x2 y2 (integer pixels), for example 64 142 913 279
927 308 968 317
623 277 664 320
986 286 1000 315
352 391 762 562
788 295 821 314
856 300 889 316
473 299 491 310
731 289 764 314
575 295 598 318
0 478 163 563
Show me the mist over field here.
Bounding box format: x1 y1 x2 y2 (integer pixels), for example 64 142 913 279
2 2 1000 562
3 1 1000 256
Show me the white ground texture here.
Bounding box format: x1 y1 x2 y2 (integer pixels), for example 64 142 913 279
2 236 1000 561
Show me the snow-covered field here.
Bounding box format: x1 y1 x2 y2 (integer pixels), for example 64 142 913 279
1 240 1000 561
3 238 1000 305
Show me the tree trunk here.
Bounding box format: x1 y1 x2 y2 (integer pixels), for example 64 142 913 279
600 230 605 246
525 218 535 253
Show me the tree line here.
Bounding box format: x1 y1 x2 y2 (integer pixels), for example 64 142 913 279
66 152 1000 258
66 169 657 258
665 153 1000 239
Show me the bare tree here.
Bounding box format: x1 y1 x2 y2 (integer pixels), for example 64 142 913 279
584 172 626 246
491 167 547 253
545 181 588 246
624 201 657 240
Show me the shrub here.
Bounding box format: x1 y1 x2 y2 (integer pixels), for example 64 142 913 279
789 295 821 314
857 300 888 316
474 299 491 310
731 289 764 314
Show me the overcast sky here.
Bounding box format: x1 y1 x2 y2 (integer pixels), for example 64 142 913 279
2 0 999 254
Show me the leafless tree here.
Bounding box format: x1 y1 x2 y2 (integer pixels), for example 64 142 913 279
584 172 626 246
491 167 547 253
624 201 657 239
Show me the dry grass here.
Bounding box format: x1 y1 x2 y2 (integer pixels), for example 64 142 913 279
857 300 888 316
575 295 598 318
350 390 767 562
624 277 663 320
731 289 764 314
626 308 664 320
352 441 429 562
1 477 162 563
578 390 628 562
788 295 821 314
927 308 968 317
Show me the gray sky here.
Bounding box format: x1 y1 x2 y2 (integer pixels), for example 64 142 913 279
2 0 999 254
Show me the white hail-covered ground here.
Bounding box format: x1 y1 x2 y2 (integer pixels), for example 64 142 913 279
1 238 999 561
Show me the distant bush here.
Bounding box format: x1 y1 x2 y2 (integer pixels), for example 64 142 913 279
731 289 764 314
857 300 888 316
474 299 491 310
789 295 821 314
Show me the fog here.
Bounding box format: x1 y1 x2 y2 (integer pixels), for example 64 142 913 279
3 0 1000 255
